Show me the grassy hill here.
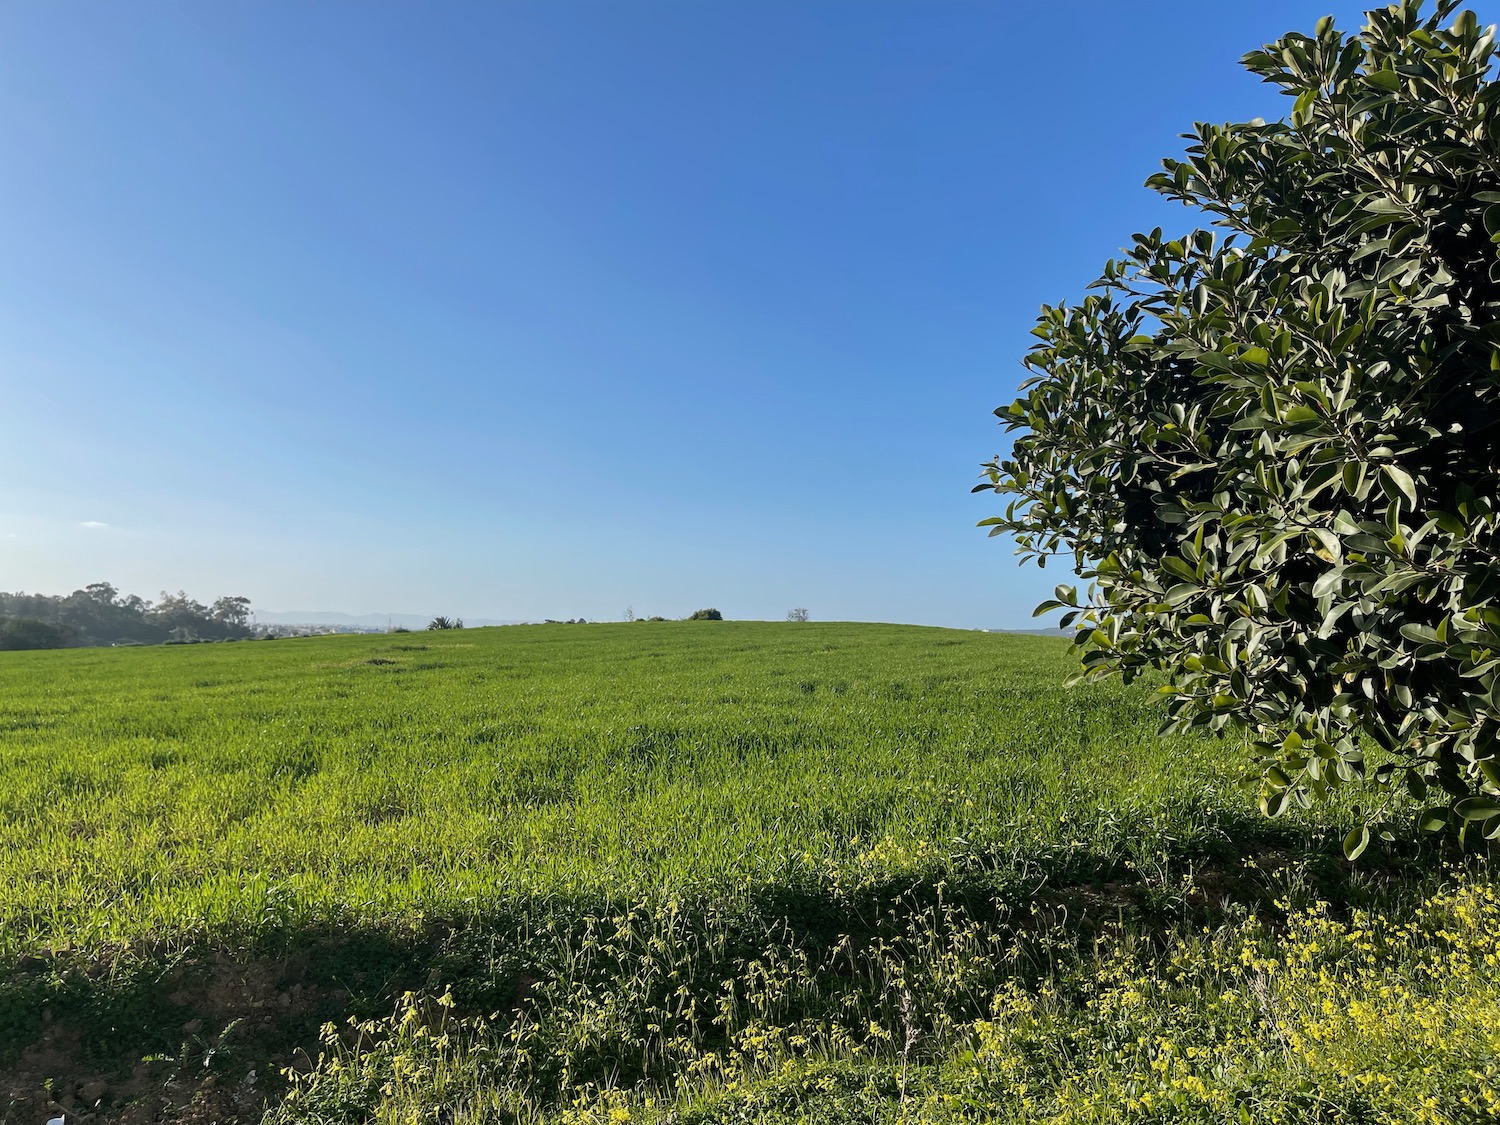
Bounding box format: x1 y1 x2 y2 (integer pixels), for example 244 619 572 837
0 623 1492 1123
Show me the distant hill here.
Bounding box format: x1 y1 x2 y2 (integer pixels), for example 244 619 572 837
255 611 523 630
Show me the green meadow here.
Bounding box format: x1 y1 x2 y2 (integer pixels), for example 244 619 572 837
1 623 1495 1123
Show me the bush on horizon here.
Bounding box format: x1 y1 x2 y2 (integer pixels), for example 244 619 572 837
0 616 76 651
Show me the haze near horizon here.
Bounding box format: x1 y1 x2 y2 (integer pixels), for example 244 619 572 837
1 0 1401 627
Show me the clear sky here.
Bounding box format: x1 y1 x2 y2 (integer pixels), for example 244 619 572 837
0 0 1429 626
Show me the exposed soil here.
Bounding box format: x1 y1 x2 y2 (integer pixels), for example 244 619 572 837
2 953 345 1125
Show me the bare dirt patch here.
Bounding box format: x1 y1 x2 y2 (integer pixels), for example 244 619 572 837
2 953 349 1125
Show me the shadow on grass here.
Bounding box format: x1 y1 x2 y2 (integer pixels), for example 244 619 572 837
1 802 1482 1121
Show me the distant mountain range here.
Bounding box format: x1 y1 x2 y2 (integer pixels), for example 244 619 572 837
254 611 523 629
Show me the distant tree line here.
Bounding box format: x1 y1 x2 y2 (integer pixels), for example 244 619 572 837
0 583 253 650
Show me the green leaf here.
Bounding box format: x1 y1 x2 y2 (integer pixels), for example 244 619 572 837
1262 789 1292 818
1310 529 1342 562
1454 796 1500 822
1380 464 1418 508
1268 217 1302 241
1416 808 1449 833
1331 511 1361 537
1284 404 1321 425
1292 88 1316 126
1341 462 1367 498
1312 568 1344 599
1343 824 1371 860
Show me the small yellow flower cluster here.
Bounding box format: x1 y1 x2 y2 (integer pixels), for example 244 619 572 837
269 874 1500 1125
961 876 1500 1123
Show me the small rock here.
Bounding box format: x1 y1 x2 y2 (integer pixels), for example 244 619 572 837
81 1080 109 1103
181 1018 204 1034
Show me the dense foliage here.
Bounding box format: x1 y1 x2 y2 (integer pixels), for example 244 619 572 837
0 583 251 648
979 1 1500 848
0 617 75 651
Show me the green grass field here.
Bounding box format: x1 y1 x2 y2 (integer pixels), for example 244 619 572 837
1 623 1494 1123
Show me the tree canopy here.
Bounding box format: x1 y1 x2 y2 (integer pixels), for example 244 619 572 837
978 0 1500 850
0 584 254 648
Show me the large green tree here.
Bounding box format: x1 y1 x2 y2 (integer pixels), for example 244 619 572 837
978 0 1500 851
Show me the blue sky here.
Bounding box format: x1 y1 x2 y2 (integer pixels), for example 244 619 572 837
1 0 1421 626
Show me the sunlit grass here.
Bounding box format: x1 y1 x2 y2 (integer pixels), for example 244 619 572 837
0 623 1290 954
2 621 1481 1123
